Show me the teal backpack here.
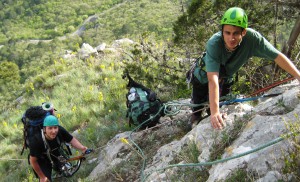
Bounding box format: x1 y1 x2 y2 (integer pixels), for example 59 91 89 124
123 72 163 129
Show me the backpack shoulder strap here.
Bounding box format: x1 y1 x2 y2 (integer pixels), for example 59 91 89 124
20 115 28 155
56 131 63 146
41 129 55 168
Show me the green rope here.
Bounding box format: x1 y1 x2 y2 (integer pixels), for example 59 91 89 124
0 158 26 161
127 101 196 180
126 101 211 180
125 87 289 181
141 133 293 182
128 104 166 180
126 99 289 182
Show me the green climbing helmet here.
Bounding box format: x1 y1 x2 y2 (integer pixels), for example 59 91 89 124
43 115 59 127
220 7 248 28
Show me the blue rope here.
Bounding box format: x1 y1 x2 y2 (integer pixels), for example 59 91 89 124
220 93 281 106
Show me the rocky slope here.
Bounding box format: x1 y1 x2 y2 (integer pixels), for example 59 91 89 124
85 77 300 181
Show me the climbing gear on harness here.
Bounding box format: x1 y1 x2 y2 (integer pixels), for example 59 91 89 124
221 7 248 28
52 148 93 179
186 52 206 88
187 47 239 87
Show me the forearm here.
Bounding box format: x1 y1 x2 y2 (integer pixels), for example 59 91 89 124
208 73 220 115
275 53 300 80
29 156 46 179
70 137 87 152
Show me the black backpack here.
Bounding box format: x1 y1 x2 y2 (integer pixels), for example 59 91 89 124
20 105 52 155
123 72 164 130
21 104 87 179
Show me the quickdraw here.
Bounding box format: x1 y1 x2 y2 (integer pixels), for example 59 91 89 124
52 148 93 179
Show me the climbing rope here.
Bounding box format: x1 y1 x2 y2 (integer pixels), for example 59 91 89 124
124 100 227 180
247 77 294 97
124 77 295 181
220 93 282 106
141 132 295 182
0 158 26 161
125 93 281 181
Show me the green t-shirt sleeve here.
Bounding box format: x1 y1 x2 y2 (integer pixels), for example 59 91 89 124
250 30 279 60
204 33 222 72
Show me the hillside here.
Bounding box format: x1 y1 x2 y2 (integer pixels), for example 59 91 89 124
0 0 187 44
0 0 191 181
0 0 299 181
0 0 190 107
0 0 124 43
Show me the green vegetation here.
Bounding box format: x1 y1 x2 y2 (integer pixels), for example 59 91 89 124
170 141 209 181
276 97 294 114
0 0 299 181
0 51 130 181
173 0 300 91
0 0 123 43
282 115 300 181
225 168 255 182
177 141 200 163
210 114 252 161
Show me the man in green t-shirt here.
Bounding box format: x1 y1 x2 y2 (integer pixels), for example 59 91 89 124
190 7 300 129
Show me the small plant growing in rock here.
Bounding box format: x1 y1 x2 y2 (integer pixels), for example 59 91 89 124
167 141 209 181
210 114 252 160
225 168 256 182
276 97 293 113
178 141 200 163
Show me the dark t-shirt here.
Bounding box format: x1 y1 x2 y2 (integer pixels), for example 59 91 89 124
29 126 73 161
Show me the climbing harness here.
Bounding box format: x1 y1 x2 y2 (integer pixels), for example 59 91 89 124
186 52 206 88
40 126 93 179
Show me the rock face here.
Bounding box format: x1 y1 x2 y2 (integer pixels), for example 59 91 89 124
88 80 300 182
78 43 98 59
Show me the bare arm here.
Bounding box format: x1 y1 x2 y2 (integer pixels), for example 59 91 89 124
207 72 226 129
275 52 300 81
29 156 49 182
208 72 220 116
69 137 87 153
